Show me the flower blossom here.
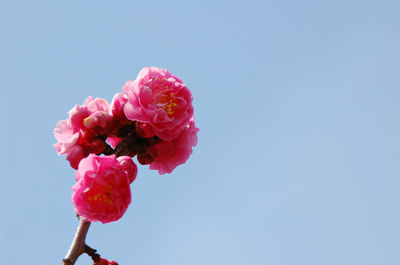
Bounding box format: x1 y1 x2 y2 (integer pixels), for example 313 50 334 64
72 154 137 223
123 67 194 141
110 92 131 126
148 117 198 174
54 97 113 169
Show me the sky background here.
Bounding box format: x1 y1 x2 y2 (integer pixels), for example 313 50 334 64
1 0 400 264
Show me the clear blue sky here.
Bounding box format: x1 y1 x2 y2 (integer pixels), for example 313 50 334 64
1 1 400 264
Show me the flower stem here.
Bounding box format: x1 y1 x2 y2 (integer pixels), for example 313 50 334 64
62 216 91 265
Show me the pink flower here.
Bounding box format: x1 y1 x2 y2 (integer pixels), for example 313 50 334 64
72 154 137 223
111 92 129 123
123 67 194 141
54 120 89 169
54 97 113 169
70 97 112 134
117 156 138 183
149 117 199 174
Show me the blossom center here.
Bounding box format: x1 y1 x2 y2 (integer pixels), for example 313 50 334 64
86 184 113 205
151 78 178 116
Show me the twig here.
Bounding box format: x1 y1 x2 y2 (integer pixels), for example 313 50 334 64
62 216 91 265
84 244 101 262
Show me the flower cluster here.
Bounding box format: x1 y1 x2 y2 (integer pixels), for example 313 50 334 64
54 67 198 223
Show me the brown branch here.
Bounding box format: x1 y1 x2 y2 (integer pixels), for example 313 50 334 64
102 141 130 157
84 244 101 262
102 142 115 155
62 216 91 265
